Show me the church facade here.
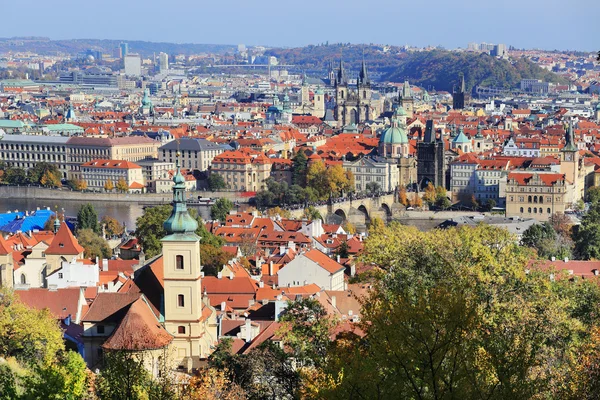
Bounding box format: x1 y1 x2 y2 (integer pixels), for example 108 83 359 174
333 60 375 128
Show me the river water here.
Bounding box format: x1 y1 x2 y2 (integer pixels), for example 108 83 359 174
0 198 213 230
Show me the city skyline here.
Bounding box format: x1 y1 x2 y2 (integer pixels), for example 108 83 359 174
2 0 599 52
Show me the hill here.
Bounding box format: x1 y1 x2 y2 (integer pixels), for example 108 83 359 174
383 50 569 92
0 37 236 56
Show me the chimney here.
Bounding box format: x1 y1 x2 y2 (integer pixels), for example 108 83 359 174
245 318 252 343
259 281 264 288
551 256 556 261
331 295 336 309
217 271 222 279
102 259 108 271
269 261 274 276
337 255 341 263
564 257 569 263
220 301 226 311
229 272 234 280
279 245 285 255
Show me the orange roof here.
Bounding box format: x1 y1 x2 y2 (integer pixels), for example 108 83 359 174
129 182 145 189
508 172 565 186
0 235 10 255
81 159 142 169
303 249 345 274
45 222 84 255
102 297 173 351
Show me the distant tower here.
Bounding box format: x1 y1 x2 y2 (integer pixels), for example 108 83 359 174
119 42 129 59
453 75 466 110
595 102 600 122
313 86 325 118
282 91 293 124
417 120 446 189
327 60 336 86
300 72 310 110
399 80 414 118
162 153 204 371
65 103 76 122
334 58 349 127
357 59 372 121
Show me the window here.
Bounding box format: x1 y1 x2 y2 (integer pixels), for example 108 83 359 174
178 294 185 307
20 274 26 284
176 255 184 270
58 273 63 279
547 208 551 214
520 207 524 213
178 326 186 334
97 325 105 334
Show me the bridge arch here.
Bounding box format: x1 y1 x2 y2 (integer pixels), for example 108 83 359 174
334 209 347 222
381 203 392 218
357 205 370 222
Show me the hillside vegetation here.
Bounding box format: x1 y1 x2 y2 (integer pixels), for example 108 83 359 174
383 50 569 92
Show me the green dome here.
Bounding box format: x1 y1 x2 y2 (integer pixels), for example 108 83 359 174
396 106 407 117
452 127 470 144
596 102 600 110
380 126 408 145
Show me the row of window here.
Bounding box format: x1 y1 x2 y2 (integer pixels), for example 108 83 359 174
519 207 552 214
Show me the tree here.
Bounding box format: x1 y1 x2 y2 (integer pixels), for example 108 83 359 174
101 216 124 237
208 173 227 191
302 206 322 221
335 240 350 259
211 198 234 221
253 190 276 208
342 221 356 234
412 193 423 208
104 178 114 192
73 178 87 191
265 207 291 218
201 244 234 276
575 202 600 259
366 182 381 195
292 150 308 187
95 351 155 400
77 203 99 233
485 198 497 211
24 350 88 400
317 223 582 399
470 194 479 209
398 187 408 206
77 229 111 259
4 167 27 185
326 165 353 197
186 367 247 400
307 160 330 200
136 205 225 258
278 298 334 369
422 182 436 205
116 177 129 193
40 169 62 188
586 186 600 204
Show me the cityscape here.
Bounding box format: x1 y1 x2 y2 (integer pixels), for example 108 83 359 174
1 22 600 400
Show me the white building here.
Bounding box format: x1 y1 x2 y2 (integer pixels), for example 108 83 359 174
343 156 400 193
159 138 227 171
46 259 99 289
81 159 145 192
277 249 345 291
158 52 169 72
124 54 142 77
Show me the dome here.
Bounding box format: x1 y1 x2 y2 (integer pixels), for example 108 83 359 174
379 126 408 145
452 127 470 144
596 102 600 110
396 106 408 117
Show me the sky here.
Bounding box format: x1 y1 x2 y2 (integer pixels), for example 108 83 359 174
2 0 599 51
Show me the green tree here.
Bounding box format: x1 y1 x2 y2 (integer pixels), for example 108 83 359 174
24 350 88 400
292 150 308 186
317 223 583 399
302 206 322 221
575 202 600 259
4 167 27 185
77 203 99 233
335 240 350 259
77 229 111 259
366 182 381 194
211 198 234 221
135 205 224 258
586 186 600 204
278 298 334 369
95 351 154 400
207 173 227 191
27 162 61 186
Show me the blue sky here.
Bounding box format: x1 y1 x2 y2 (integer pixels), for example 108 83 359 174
2 0 598 51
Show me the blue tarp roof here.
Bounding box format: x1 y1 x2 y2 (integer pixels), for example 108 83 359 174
0 210 55 233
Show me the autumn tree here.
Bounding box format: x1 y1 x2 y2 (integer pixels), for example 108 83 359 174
422 182 437 205
40 169 62 188
302 206 322 221
412 192 423 208
306 160 330 200
398 186 408 206
104 178 114 191
101 215 124 237
74 178 87 191
342 221 356 234
116 177 129 193
265 206 291 218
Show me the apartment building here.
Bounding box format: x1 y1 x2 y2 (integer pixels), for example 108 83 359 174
505 172 567 222
211 150 272 192
81 159 145 193
159 138 227 172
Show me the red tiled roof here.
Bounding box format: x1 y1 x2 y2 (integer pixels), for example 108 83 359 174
81 159 142 169
82 292 140 322
15 287 81 319
102 297 173 351
0 235 10 255
45 222 84 255
303 249 345 274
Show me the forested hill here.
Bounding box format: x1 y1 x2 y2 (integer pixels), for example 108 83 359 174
265 44 569 92
383 50 569 92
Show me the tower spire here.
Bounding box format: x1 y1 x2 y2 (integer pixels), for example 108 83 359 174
163 151 198 236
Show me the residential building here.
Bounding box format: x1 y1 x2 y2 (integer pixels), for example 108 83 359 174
211 150 272 192
124 54 141 76
473 159 510 207
46 259 99 289
505 172 567 221
0 134 70 178
159 138 227 171
80 159 145 193
278 249 345 291
344 156 399 192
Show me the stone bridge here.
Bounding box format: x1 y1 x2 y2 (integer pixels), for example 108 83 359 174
289 194 398 229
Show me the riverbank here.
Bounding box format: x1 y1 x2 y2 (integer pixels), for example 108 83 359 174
0 185 249 205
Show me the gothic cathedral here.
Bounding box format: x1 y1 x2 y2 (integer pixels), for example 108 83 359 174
334 59 374 128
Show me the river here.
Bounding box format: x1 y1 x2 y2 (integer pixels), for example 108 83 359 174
0 198 214 230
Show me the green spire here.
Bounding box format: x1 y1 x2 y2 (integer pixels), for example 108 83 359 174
563 121 578 152
53 207 61 234
163 152 199 238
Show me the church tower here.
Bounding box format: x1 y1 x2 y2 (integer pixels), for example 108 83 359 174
0 235 13 288
417 120 446 189
334 59 348 127
399 80 414 118
162 153 204 370
357 59 371 122
300 72 310 108
313 86 325 118
453 74 466 110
